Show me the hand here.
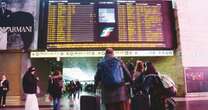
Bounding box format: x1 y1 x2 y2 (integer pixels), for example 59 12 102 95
3 88 7 91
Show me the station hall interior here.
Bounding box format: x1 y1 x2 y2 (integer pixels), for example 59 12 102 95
0 0 208 109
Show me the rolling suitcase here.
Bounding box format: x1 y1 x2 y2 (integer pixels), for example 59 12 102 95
80 95 101 110
131 93 149 110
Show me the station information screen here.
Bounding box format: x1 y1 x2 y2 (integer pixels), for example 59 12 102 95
46 1 174 49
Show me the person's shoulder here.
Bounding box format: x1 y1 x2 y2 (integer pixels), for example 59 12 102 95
144 74 158 80
97 58 105 66
23 72 32 78
23 72 29 77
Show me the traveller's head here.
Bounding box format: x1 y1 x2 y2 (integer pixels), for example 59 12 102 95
0 0 7 10
28 66 36 75
1 74 7 80
53 70 61 76
105 48 114 58
135 60 144 72
144 61 157 75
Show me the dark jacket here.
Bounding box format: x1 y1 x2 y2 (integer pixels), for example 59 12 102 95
143 74 166 110
47 77 53 95
0 9 12 26
22 72 38 94
49 76 63 98
0 80 9 93
133 73 145 95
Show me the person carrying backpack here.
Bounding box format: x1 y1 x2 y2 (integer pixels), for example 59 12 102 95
142 61 167 110
95 48 130 110
48 70 63 110
131 60 149 110
160 75 177 110
141 61 177 110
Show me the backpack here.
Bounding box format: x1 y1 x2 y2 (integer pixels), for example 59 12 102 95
99 58 124 88
143 74 177 97
164 97 176 110
160 75 177 97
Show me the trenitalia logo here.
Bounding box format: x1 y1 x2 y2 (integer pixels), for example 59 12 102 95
100 27 114 37
0 26 33 33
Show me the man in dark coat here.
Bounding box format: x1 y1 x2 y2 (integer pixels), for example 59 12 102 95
48 70 63 110
0 0 12 50
0 0 12 26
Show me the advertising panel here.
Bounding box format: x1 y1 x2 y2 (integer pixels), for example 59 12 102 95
0 0 39 50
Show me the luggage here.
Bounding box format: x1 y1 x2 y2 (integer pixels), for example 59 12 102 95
97 58 124 88
80 95 101 110
164 97 176 110
144 74 177 97
160 75 177 97
131 93 149 110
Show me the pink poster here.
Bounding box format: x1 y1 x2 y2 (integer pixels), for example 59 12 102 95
185 67 208 93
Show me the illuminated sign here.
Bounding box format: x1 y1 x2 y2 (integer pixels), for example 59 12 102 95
31 50 174 58
100 27 114 37
98 8 115 23
0 0 38 50
45 1 175 49
185 67 208 93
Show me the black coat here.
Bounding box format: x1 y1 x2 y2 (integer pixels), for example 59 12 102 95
49 77 63 98
0 9 12 26
0 80 9 93
22 72 37 94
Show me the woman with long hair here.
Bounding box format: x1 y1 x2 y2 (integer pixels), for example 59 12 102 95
133 60 145 80
22 66 39 110
131 60 149 110
143 61 165 110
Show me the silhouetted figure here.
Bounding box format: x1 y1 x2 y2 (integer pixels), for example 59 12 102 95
23 66 39 110
143 61 166 110
0 74 9 108
48 70 63 110
0 0 12 25
95 48 130 110
0 0 12 50
75 80 81 99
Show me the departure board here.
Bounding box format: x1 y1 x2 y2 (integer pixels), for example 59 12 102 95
46 1 174 49
118 3 164 45
47 3 94 44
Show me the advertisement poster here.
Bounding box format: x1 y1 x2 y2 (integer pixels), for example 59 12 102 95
0 0 39 50
185 67 208 93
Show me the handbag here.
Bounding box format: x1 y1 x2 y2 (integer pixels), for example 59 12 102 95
36 86 40 94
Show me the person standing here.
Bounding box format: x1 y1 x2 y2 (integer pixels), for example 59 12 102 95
143 61 166 110
48 70 63 110
0 0 12 50
22 66 39 110
132 60 146 95
0 0 12 19
95 48 130 110
47 74 53 97
131 60 150 110
75 80 81 99
0 74 9 108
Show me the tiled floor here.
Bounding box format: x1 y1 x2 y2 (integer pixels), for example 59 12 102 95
5 94 208 110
